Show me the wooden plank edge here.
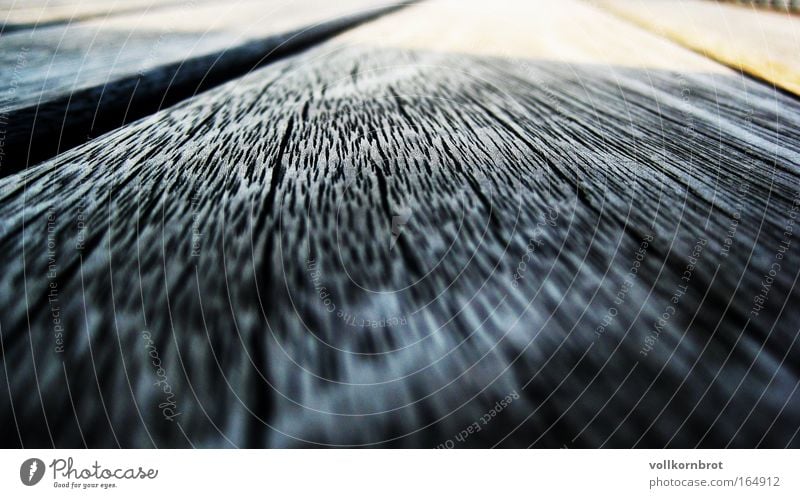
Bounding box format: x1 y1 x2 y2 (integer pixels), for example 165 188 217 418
594 0 800 98
0 1 415 178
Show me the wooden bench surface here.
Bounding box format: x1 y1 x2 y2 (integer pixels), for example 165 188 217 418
1 0 799 449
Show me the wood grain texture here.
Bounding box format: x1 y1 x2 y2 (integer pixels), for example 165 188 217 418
1 0 799 448
0 0 405 175
596 0 800 96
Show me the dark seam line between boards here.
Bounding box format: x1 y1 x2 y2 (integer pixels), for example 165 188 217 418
0 1 417 178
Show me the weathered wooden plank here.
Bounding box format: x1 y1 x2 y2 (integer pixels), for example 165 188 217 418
596 0 800 96
0 0 405 175
0 0 185 31
1 0 799 448
342 0 730 73
2 0 398 110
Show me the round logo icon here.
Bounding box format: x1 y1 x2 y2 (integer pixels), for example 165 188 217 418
20 458 45 486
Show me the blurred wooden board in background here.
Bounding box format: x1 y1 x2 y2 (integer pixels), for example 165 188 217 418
0 0 189 31
342 0 729 73
1 0 397 111
0 0 403 175
595 0 800 95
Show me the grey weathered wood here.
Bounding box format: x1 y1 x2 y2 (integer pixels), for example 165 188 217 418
1 40 799 448
0 0 406 175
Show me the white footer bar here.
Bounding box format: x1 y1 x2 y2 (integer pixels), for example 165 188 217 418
1 450 798 497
